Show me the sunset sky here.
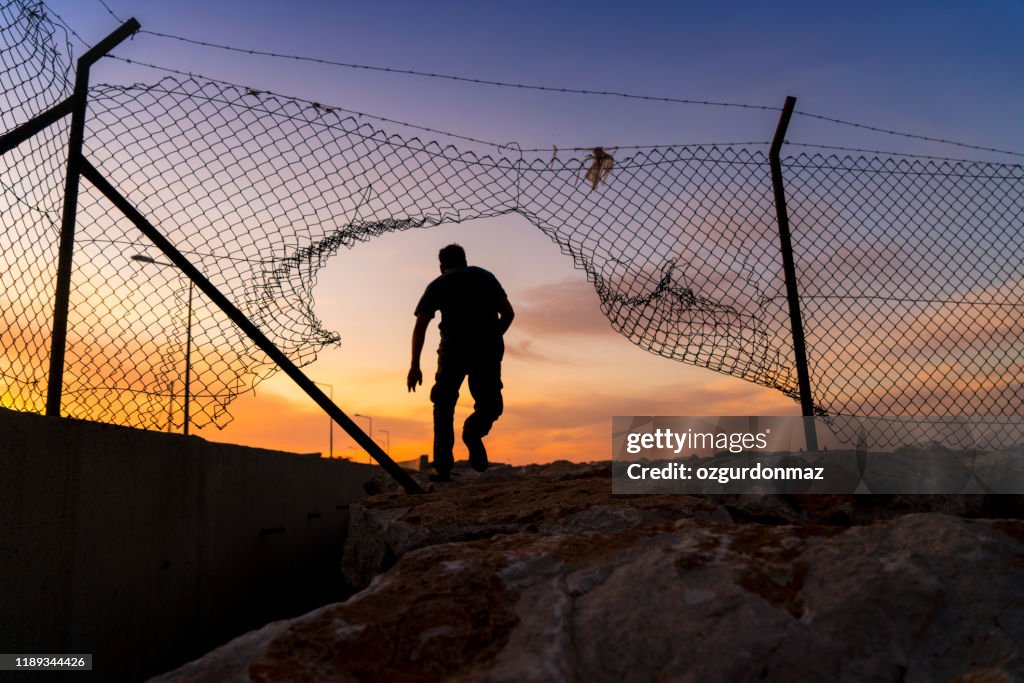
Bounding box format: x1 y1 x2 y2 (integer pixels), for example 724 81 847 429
37 0 1024 465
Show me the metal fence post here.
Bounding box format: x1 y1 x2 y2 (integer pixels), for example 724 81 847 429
45 18 140 416
769 95 819 451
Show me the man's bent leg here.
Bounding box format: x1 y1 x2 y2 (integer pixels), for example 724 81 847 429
463 347 504 472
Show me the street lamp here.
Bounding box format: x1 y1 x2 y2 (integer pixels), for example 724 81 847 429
312 380 334 458
379 429 390 452
166 380 175 433
131 253 194 436
353 413 373 464
353 412 373 440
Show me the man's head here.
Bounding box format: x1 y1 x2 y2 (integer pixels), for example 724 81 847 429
438 243 468 272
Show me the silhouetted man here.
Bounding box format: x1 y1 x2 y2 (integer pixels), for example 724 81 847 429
407 244 514 481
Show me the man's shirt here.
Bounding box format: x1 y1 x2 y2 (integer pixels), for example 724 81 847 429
414 266 507 350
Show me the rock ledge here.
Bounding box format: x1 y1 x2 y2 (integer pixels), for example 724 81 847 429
150 461 1024 683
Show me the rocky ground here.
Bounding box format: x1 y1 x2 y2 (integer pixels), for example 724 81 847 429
150 460 1024 682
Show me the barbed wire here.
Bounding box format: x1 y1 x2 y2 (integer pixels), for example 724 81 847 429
28 2 1024 165
103 54 770 156
136 28 780 112
103 54 534 152
794 111 1024 160
52 7 1024 162
125 26 1024 160
94 0 121 23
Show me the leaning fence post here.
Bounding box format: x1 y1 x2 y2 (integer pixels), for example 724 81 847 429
45 18 140 417
768 95 819 451
78 159 425 494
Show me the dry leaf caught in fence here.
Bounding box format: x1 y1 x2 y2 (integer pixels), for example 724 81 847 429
583 146 615 190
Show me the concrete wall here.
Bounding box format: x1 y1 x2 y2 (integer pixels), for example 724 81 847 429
0 407 376 682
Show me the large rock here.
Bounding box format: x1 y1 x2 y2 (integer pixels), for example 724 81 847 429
342 461 729 588
150 462 1024 682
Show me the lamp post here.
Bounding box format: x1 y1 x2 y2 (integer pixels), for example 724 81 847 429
354 413 373 463
312 380 334 458
353 412 373 440
131 253 194 435
166 379 175 433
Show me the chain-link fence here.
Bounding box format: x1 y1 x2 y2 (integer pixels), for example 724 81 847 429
785 153 1024 445
2 0 1023 448
0 0 72 415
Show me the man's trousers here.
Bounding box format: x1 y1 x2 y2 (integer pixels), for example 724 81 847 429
429 340 504 473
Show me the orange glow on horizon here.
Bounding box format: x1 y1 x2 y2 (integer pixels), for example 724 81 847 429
191 367 802 467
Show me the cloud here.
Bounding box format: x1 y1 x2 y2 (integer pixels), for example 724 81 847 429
503 338 558 363
797 277 1024 416
477 378 800 464
512 278 612 336
507 380 798 431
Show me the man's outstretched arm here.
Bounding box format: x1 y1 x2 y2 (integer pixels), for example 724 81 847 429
408 313 431 391
498 297 515 334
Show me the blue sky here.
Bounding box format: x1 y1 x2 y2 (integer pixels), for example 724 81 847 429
51 0 1024 158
